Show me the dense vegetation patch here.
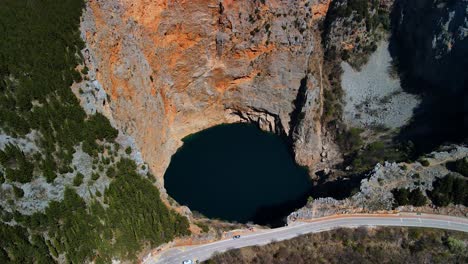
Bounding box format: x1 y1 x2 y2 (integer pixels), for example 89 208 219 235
350 141 410 173
10 163 189 263
0 0 117 178
428 174 468 207
0 0 189 262
335 127 363 152
392 173 467 209
204 227 467 264
335 127 410 173
446 157 468 177
0 144 34 183
392 188 427 208
0 224 52 264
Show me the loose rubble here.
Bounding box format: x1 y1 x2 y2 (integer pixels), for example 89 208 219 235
288 145 468 223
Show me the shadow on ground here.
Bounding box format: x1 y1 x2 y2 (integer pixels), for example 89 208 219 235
250 172 367 227
389 0 467 157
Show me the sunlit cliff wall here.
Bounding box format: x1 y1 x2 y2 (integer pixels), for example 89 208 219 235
81 0 332 193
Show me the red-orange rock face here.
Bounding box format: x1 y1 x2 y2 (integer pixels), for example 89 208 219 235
81 0 331 191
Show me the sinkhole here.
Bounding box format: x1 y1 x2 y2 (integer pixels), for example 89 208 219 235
164 123 314 227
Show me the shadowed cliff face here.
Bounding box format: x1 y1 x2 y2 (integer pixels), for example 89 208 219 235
81 0 331 189
390 0 468 154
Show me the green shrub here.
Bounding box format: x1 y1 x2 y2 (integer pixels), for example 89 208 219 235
336 127 363 153
377 9 390 30
106 167 116 178
0 223 53 263
85 113 118 142
341 49 350 61
429 174 468 207
147 172 157 183
43 168 57 183
420 159 430 167
116 158 137 175
0 0 89 172
73 173 84 186
409 189 427 206
195 222 210 233
91 173 100 181
446 236 464 254
351 141 406 172
125 146 132 155
392 188 409 206
449 158 468 177
81 66 89 75
0 144 34 183
392 188 427 207
13 186 24 198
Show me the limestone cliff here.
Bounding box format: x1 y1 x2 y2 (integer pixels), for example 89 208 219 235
391 0 468 153
81 0 332 192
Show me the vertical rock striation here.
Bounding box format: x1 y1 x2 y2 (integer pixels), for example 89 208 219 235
81 0 332 192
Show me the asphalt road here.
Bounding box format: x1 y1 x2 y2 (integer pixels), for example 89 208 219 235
144 214 468 264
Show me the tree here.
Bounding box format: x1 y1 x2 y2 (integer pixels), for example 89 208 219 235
446 236 464 254
336 127 363 152
85 113 118 142
13 186 24 198
452 178 467 205
420 159 430 167
73 173 84 186
125 146 132 155
409 189 427 206
430 175 454 206
392 188 410 206
450 158 468 177
429 174 467 207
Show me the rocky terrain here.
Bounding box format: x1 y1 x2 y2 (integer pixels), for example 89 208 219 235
392 0 467 93
391 0 468 152
81 0 334 194
322 0 394 68
0 1 193 262
0 72 153 216
341 40 419 129
79 0 467 220
0 1 467 263
288 145 468 222
1 0 464 223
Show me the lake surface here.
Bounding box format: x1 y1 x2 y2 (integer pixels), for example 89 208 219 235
164 123 313 226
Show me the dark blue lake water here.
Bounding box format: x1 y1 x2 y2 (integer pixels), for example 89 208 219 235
164 123 313 226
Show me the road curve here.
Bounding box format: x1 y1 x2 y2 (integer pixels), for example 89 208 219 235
144 214 468 264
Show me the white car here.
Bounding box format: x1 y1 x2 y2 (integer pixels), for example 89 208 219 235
182 260 193 264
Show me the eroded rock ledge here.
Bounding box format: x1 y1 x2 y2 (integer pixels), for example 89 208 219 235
81 0 332 195
288 145 468 223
